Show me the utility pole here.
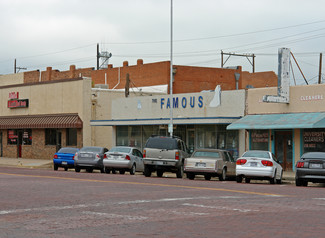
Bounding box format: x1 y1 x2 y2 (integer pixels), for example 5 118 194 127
14 59 27 73
319 53 323 84
221 51 255 73
97 43 100 70
96 43 112 70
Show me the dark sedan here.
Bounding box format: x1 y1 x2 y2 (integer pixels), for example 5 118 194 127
296 152 325 186
74 146 109 173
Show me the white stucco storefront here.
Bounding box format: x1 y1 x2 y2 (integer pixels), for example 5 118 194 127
91 89 246 158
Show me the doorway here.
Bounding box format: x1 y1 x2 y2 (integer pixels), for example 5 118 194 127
275 131 293 171
17 130 23 158
187 129 195 154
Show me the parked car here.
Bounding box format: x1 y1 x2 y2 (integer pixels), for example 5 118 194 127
143 135 190 178
74 146 109 173
103 146 144 175
53 147 79 171
295 152 325 186
236 150 283 184
184 149 236 181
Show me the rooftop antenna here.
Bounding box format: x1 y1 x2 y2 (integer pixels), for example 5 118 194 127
97 43 112 70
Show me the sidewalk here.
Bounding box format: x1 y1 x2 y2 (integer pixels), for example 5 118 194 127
0 157 295 182
0 157 52 169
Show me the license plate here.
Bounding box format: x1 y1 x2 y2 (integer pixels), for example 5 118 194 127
62 161 67 165
83 153 92 157
157 161 164 165
310 163 322 169
196 162 206 167
250 162 257 167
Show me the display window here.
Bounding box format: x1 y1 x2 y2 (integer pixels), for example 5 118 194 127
250 130 269 151
303 129 325 153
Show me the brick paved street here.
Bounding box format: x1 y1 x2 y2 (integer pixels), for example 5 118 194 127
0 167 324 238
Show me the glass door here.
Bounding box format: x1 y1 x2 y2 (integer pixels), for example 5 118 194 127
275 131 293 171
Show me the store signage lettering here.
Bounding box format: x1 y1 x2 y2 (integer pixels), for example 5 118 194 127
251 132 268 143
9 92 19 99
303 131 325 148
161 96 203 109
8 99 29 108
300 94 324 101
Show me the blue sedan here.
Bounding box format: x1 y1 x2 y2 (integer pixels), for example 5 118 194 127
53 147 79 171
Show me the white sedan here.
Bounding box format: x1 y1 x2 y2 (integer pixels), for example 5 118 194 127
236 150 283 184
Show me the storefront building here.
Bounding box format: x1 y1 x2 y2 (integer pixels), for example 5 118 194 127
0 78 92 159
227 84 325 171
91 89 246 158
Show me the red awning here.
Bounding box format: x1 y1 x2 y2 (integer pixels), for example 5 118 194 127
0 114 83 129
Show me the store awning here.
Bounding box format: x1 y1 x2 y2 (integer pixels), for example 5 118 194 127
227 112 325 130
0 113 83 129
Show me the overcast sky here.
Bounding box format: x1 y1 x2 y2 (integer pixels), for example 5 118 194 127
1 0 325 85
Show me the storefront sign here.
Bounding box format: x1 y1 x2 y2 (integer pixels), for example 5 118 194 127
8 99 29 108
251 131 269 143
9 92 19 99
300 94 324 101
160 96 203 109
303 130 325 149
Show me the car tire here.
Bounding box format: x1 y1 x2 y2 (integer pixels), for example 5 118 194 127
296 178 302 186
105 168 111 174
219 168 226 181
100 168 105 173
236 176 242 183
54 164 58 171
86 168 93 173
176 164 184 178
130 164 136 175
112 169 116 174
75 167 80 173
119 170 125 174
188 173 195 180
144 165 152 177
204 174 211 181
64 167 68 171
157 170 164 177
302 181 308 187
245 178 251 183
276 171 283 184
270 175 276 184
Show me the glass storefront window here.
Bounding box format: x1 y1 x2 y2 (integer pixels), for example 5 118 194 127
45 129 57 145
196 125 217 149
116 126 128 146
250 130 269 151
303 129 325 153
8 129 32 145
8 130 18 145
129 126 142 148
66 128 77 146
23 129 32 145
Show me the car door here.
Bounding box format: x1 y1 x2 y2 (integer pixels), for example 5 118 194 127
134 149 144 171
272 153 283 178
225 152 236 176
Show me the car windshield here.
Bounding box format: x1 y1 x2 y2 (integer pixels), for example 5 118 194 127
242 151 270 159
193 151 220 158
57 148 78 154
80 147 102 153
109 147 131 153
145 137 177 150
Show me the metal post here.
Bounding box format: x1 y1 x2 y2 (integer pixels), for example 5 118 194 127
169 0 173 137
97 43 100 70
319 53 323 84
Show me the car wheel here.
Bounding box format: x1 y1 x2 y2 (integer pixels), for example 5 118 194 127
75 167 80 173
236 176 243 183
296 178 302 186
144 165 152 177
204 174 211 181
86 168 93 173
245 178 251 183
270 175 276 184
105 168 111 174
130 164 136 175
112 169 116 174
64 167 68 171
119 170 125 174
219 168 226 181
53 164 58 171
176 164 184 178
100 168 105 173
188 173 195 180
302 181 308 187
157 170 164 177
276 171 283 184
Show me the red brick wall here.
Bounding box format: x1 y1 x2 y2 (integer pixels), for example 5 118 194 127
241 71 278 89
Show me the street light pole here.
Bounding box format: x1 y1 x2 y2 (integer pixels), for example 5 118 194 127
169 0 174 137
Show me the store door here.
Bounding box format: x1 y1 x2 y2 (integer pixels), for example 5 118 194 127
0 131 2 157
275 131 293 171
56 131 62 152
17 130 23 158
187 129 195 154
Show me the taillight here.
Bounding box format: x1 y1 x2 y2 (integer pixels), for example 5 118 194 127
104 154 107 159
96 153 100 159
261 160 273 166
125 155 131 160
236 159 247 165
175 151 179 160
297 162 304 168
143 150 146 158
54 154 58 159
73 152 78 160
